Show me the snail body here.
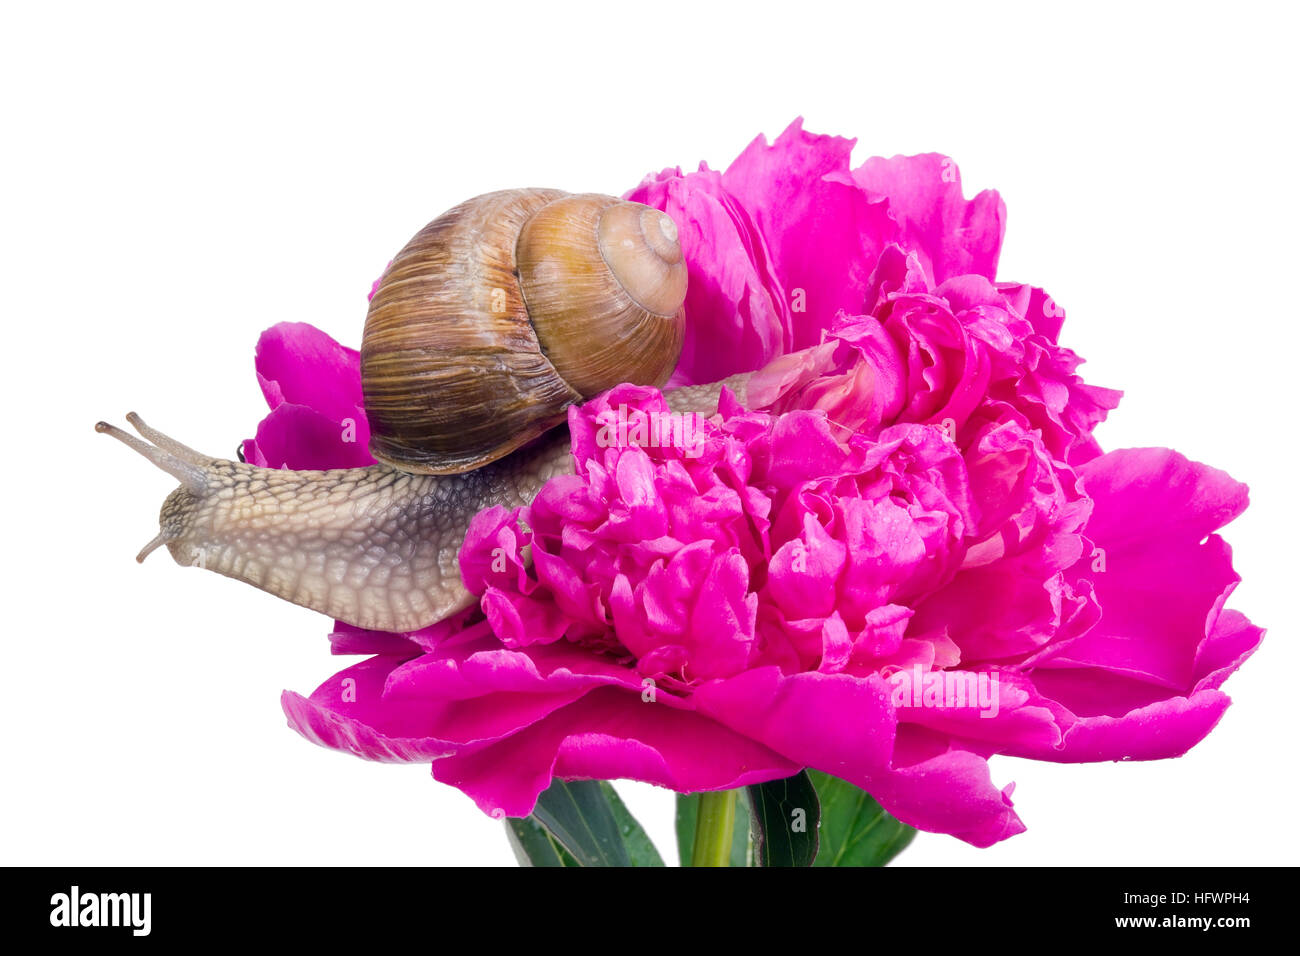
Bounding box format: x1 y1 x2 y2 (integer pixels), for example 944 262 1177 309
98 189 750 633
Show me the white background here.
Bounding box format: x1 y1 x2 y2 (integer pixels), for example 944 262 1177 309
2 1 1295 866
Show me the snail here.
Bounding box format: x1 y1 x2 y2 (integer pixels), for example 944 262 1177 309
98 188 753 633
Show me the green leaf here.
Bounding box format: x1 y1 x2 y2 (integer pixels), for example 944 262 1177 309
511 779 664 867
746 771 820 867
808 769 916 867
600 782 665 867
529 779 630 866
675 791 752 866
505 816 580 867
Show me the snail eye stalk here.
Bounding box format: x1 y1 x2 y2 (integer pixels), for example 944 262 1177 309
95 414 210 495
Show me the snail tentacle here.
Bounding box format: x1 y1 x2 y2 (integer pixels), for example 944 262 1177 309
124 411 211 465
95 418 208 494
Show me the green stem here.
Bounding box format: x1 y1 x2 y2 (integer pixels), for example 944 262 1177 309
691 789 737 867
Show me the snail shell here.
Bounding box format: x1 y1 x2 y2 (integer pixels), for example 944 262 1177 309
361 188 687 474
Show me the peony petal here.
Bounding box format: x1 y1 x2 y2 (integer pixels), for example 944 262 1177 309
251 402 376 470
1193 609 1264 693
871 727 1025 847
282 656 455 762
254 322 366 425
853 153 1005 285
284 640 666 766
721 118 896 349
1017 686 1235 763
1079 448 1249 549
1045 449 1252 687
767 513 848 620
430 686 799 818
693 666 1024 846
892 668 1064 754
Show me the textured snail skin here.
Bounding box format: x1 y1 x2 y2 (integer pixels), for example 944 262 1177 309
98 376 749 634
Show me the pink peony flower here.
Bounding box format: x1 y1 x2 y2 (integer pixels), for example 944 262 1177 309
261 119 1261 848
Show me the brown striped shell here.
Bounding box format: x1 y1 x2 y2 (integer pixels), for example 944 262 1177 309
360 189 687 474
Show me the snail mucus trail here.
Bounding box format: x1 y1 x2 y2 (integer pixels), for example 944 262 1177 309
98 189 754 634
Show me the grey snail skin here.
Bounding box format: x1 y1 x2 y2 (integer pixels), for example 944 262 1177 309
98 188 752 634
